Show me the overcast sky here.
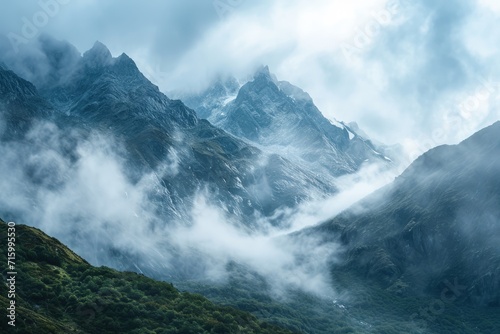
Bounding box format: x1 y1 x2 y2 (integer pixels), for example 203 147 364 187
1 0 500 149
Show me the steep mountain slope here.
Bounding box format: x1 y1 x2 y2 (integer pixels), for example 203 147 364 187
308 121 500 307
0 219 294 334
184 66 391 178
0 63 52 139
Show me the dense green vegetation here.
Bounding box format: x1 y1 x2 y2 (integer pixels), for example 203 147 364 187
0 219 293 334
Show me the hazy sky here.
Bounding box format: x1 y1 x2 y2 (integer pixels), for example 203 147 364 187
1 0 500 149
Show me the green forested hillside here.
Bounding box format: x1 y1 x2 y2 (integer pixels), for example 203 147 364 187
0 219 293 334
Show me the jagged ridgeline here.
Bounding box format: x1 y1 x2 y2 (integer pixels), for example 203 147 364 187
0 219 293 334
0 35 355 227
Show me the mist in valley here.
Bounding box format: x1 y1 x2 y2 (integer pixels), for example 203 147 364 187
0 114 404 301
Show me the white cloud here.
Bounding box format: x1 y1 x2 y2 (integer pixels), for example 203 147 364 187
276 162 399 234
146 0 389 93
477 0 500 13
171 191 339 297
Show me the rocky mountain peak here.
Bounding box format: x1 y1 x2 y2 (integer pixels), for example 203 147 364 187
83 41 113 66
253 65 278 84
113 52 141 75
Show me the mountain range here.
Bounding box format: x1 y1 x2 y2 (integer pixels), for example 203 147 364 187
1 35 379 226
0 35 395 278
0 35 499 333
0 37 335 229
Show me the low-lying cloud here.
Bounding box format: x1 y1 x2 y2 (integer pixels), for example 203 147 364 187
0 119 399 299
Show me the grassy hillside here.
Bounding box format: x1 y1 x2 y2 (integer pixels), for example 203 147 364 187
0 219 294 334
